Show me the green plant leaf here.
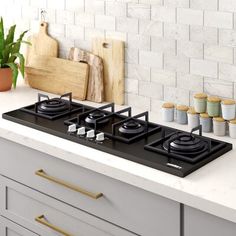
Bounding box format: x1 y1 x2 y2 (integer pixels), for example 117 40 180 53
0 17 5 59
9 30 28 63
21 40 32 46
5 24 16 45
2 42 16 64
5 62 18 89
12 52 24 78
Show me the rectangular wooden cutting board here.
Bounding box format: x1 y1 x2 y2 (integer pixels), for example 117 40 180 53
25 55 89 100
92 38 125 105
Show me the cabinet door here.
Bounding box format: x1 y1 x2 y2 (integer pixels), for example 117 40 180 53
184 206 236 236
0 216 38 236
0 137 180 236
0 175 136 236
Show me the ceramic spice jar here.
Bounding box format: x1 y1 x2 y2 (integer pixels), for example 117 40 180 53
162 102 175 122
193 93 207 113
187 107 199 130
207 96 221 117
213 117 226 136
200 113 212 133
221 99 236 120
176 105 189 124
229 119 236 139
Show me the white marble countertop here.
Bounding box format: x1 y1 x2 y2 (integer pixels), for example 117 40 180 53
0 80 236 224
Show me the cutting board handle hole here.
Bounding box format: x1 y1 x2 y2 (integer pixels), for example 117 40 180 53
102 43 111 49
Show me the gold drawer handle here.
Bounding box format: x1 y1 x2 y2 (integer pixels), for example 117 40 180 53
35 215 72 236
35 169 103 200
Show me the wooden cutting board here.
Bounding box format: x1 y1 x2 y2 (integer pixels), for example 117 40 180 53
25 55 89 100
25 22 59 65
92 38 125 105
68 47 104 103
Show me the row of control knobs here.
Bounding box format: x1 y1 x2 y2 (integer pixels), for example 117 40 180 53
68 124 105 142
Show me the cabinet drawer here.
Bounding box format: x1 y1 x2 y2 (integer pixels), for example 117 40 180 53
0 176 136 236
0 216 38 236
0 138 180 236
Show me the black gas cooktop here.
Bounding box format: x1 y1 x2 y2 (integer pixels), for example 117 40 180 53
2 93 233 177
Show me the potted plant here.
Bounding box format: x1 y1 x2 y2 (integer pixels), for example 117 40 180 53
0 17 28 91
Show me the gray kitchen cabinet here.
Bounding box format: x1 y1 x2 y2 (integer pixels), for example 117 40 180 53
0 175 136 236
0 137 181 236
0 216 38 236
184 206 236 236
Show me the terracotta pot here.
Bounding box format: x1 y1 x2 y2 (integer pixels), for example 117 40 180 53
0 67 12 92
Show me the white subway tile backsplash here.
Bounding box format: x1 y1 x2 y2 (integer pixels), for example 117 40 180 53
47 0 65 10
177 73 204 92
219 0 236 13
128 34 150 50
164 87 190 105
117 17 139 34
177 8 203 26
126 64 151 81
152 6 176 23
139 20 163 37
75 13 94 27
164 23 189 40
204 11 233 29
190 0 218 10
177 41 203 59
57 10 74 25
204 45 233 64
106 2 127 17
190 26 218 44
204 78 234 98
126 94 151 110
125 78 139 94
66 0 84 12
125 48 139 64
139 50 163 69
128 3 150 19
9 0 236 111
164 0 189 8
85 0 105 14
190 59 218 78
219 63 236 82
139 81 163 100
151 69 176 87
66 24 83 39
164 54 189 73
219 29 236 47
95 15 115 30
151 37 176 54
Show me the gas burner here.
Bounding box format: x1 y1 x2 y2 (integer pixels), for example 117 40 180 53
144 125 221 163
20 92 86 120
85 111 110 126
38 98 70 115
119 120 145 137
163 133 208 156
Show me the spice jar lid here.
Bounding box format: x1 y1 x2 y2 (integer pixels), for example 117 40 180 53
194 93 207 99
207 96 221 103
176 105 189 111
200 113 210 118
230 119 236 124
187 107 197 114
221 99 236 105
162 102 175 109
213 117 225 122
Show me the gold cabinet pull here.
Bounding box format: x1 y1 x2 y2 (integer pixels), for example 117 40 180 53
35 169 103 200
35 215 72 236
